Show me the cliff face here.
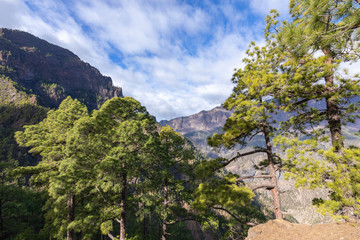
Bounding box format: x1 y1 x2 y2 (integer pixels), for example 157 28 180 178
0 28 123 166
160 106 231 135
0 28 122 110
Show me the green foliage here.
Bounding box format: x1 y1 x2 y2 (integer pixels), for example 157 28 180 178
14 96 89 239
206 14 285 221
193 171 266 239
193 175 254 212
67 97 162 239
276 135 360 219
194 158 225 179
207 21 285 150
152 126 198 238
272 0 360 220
0 76 50 239
0 160 48 240
40 82 65 98
286 0 360 60
274 1 360 138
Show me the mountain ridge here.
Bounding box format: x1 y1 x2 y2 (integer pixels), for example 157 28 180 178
160 105 231 135
0 28 122 110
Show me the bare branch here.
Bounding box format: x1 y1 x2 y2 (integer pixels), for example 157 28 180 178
222 149 267 167
107 232 116 240
290 98 311 107
250 184 275 191
236 175 274 181
212 206 257 226
249 129 263 142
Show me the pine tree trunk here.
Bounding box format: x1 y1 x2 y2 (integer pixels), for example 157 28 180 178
161 180 169 240
162 218 167 240
67 194 75 240
323 49 344 152
263 124 283 220
120 174 127 240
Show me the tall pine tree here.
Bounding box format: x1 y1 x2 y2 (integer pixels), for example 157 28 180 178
67 97 161 240
271 1 360 219
14 96 89 239
206 37 286 219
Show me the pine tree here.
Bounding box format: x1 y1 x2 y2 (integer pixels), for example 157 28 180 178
206 36 286 220
271 1 360 219
156 126 196 240
67 97 161 240
277 0 360 150
14 96 89 239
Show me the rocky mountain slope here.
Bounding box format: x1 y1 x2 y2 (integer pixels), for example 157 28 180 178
160 106 337 224
160 106 232 158
0 28 123 166
0 28 122 110
160 106 231 134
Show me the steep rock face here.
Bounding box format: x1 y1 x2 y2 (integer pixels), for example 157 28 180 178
0 28 122 110
160 106 231 134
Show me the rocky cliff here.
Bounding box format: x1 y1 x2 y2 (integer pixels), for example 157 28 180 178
160 106 231 134
0 28 122 110
0 28 123 166
160 106 233 159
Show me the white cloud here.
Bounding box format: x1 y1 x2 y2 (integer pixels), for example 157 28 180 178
75 0 208 55
0 0 28 28
106 32 249 120
0 0 265 120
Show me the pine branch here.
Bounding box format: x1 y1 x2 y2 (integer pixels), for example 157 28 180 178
107 232 116 240
236 175 275 181
212 206 257 226
222 149 267 167
290 98 311 107
250 184 275 191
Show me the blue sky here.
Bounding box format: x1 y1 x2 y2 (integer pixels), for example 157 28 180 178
0 0 289 120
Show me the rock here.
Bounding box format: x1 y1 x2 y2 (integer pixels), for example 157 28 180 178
159 106 231 135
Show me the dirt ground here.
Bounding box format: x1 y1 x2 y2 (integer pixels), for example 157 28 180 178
246 219 360 240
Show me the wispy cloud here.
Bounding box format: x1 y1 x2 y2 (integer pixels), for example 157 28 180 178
0 0 280 120
75 0 208 55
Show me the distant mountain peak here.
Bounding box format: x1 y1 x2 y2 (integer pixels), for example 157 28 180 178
159 106 231 134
